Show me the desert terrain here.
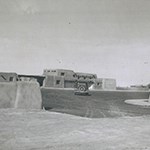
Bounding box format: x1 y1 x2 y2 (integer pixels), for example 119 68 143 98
1 88 150 149
42 88 150 118
0 109 150 150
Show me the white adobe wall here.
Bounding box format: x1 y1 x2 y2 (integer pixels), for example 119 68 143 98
0 81 42 109
15 81 42 109
103 79 116 90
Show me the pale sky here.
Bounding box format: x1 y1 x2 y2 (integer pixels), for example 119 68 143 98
0 0 150 86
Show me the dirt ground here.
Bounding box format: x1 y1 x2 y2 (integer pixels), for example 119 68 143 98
41 88 150 118
0 109 150 150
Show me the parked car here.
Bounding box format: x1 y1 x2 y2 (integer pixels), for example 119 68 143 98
74 82 91 96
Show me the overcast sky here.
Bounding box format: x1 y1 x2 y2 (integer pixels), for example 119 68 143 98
0 0 150 86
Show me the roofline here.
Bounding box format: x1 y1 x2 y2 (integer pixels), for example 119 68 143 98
18 74 45 78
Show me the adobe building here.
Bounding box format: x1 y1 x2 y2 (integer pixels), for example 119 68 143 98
0 72 42 109
43 69 75 88
43 75 65 88
90 78 116 90
0 70 117 90
43 69 96 88
42 69 116 90
0 72 18 82
102 78 116 90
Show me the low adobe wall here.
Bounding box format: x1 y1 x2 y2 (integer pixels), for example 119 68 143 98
0 82 17 108
0 81 42 109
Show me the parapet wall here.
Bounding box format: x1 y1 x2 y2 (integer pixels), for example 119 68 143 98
0 81 42 109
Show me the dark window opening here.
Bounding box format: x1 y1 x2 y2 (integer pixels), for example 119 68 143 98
56 80 60 84
97 82 102 86
61 72 65 76
93 75 96 79
73 74 77 78
9 77 14 81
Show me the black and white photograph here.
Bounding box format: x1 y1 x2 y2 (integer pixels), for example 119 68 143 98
0 0 150 149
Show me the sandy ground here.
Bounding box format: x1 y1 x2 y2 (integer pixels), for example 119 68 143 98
0 109 150 150
125 99 150 106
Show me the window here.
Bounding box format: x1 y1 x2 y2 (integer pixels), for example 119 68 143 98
97 82 102 86
56 80 60 84
9 77 14 81
61 72 65 76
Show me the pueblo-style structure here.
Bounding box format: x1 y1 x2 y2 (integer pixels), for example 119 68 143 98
0 69 116 110
0 69 150 118
43 69 116 90
0 69 116 90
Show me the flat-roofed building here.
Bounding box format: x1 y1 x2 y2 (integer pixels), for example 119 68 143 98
43 69 75 79
43 69 116 90
43 69 75 88
90 78 116 90
43 69 97 88
0 72 18 82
